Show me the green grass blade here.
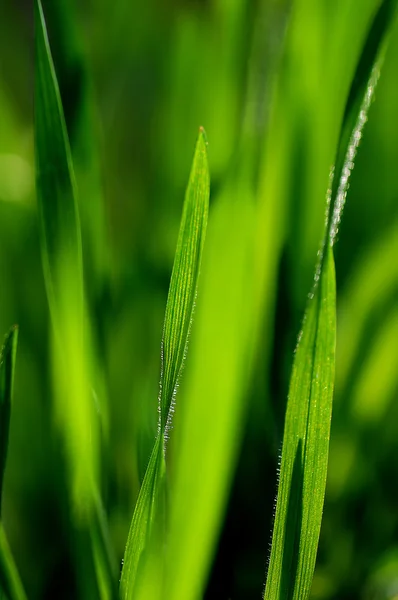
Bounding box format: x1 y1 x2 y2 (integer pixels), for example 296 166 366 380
160 128 210 432
120 129 210 598
35 0 93 514
264 5 397 596
35 0 97 515
35 0 83 332
40 0 110 293
0 327 18 511
35 2 116 597
119 435 165 599
164 190 257 600
264 245 336 600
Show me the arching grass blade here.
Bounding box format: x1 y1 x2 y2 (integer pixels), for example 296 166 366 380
264 3 397 597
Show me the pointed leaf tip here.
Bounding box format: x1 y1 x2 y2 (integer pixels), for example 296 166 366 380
199 126 208 145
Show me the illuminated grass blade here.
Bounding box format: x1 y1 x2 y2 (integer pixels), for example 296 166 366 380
120 129 210 598
35 0 95 512
264 4 397 597
35 1 116 597
160 127 210 432
0 327 26 600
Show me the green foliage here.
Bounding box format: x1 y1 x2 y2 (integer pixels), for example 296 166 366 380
264 6 397 595
264 244 336 600
35 0 83 330
164 188 257 600
120 129 210 599
159 129 210 431
1 0 398 598
35 0 91 501
35 1 116 597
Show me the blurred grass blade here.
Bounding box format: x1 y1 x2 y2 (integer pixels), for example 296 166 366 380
35 1 116 597
120 129 210 598
164 186 257 600
0 327 18 510
35 0 83 332
40 0 110 296
40 0 111 435
0 327 26 600
35 0 91 514
264 245 336 600
35 0 96 513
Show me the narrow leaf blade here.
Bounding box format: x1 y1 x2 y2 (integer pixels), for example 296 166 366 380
160 128 210 430
35 3 116 597
120 129 210 598
119 435 164 599
164 187 257 600
35 0 83 329
264 245 336 600
264 5 397 597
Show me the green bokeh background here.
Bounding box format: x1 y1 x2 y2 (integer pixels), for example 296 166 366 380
1 1 398 598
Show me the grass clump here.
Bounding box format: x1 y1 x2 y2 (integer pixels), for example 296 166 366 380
0 0 397 598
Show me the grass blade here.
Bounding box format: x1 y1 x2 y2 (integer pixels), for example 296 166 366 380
35 1 116 596
336 220 398 395
0 327 26 600
120 129 210 598
39 0 110 293
264 4 397 597
164 189 257 600
120 435 165 598
264 245 336 600
35 0 83 332
160 127 210 433
35 0 97 515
